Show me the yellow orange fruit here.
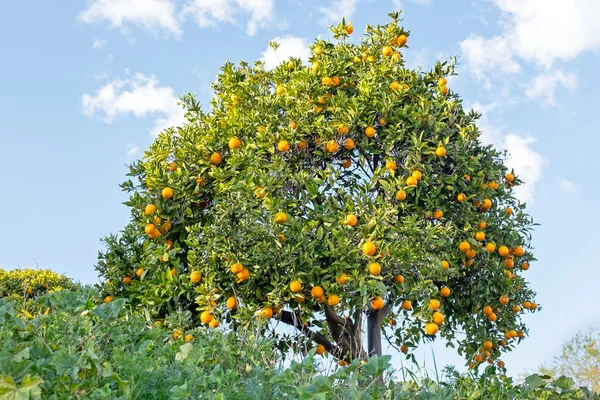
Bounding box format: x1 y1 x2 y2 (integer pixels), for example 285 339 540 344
365 126 376 138
429 299 441 310
260 307 273 318
401 300 412 310
505 173 514 182
459 241 471 252
370 296 384 310
434 209 443 219
425 322 438 335
311 286 324 298
432 312 444 325
396 190 407 201
512 246 525 257
406 176 418 186
274 211 287 224
394 275 405 284
228 137 242 150
190 271 202 283
361 241 377 256
498 246 509 257
326 140 339 153
441 260 450 270
343 138 355 150
210 153 222 165
227 296 238 309
382 46 393 56
290 280 302 293
316 344 325 355
328 294 340 306
230 263 243 274
438 77 447 87
368 262 381 275
344 25 354 34
385 160 397 170
499 295 509 305
440 287 450 297
144 204 156 215
483 306 493 316
435 146 446 157
457 193 466 202
162 187 174 199
277 140 290 152
200 311 213 324
475 231 485 241
485 243 496 252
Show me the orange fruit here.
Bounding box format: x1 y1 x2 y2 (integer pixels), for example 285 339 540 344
230 263 243 274
379 118 387 125
512 305 521 313
505 173 514 182
523 301 532 309
485 243 496 252
328 294 340 307
184 334 194 342
429 299 440 310
209 319 220 328
277 140 290 152
145 223 157 235
254 187 267 199
337 124 349 135
136 268 144 278
337 273 349 284
521 262 530 271
475 231 485 241
531 302 538 310
389 319 397 326
499 295 509 305
434 209 443 219
425 322 438 335
168 161 177 171
389 81 400 92
441 86 449 96
394 275 405 284
400 344 408 353
401 300 412 310
345 214 358 227
489 181 499 190
391 52 401 62
298 139 308 150
311 286 324 298
441 260 450 270
343 138 355 150
397 34 407 46
276 85 285 95
483 341 493 350
344 25 354 34
512 246 524 257
326 140 339 153
368 262 381 275
459 241 471 252
440 287 450 297
289 280 302 293
498 246 509 257
438 77 447 87
331 76 340 86
488 312 497 321
200 311 213 324
483 306 493 316
382 46 393 56
432 312 444 324
385 160 397 170
365 126 376 138
162 187 174 199
370 296 384 310
260 307 273 318
288 121 298 129
506 207 513 216
144 204 156 215
412 170 422 180
497 360 505 368
474 355 483 363
321 76 333 86
463 259 474 267
226 296 238 309
122 276 131 284
509 330 517 338
478 221 487 229
395 190 407 201
435 146 446 157
457 193 466 202
190 271 202 283
361 241 377 256
504 258 514 269
210 152 222 165
406 176 418 186
295 293 306 303
228 137 242 150
274 211 287 224
316 344 325 355
340 159 351 168
316 295 325 304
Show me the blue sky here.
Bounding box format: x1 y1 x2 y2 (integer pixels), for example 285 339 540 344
1 0 599 378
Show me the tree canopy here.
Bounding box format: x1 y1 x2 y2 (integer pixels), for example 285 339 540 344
97 12 539 369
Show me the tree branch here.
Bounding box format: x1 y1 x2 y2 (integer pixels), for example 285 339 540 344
277 310 342 357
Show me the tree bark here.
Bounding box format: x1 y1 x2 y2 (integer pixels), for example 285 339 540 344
367 305 391 357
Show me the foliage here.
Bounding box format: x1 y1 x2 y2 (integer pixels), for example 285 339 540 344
537 327 600 393
97 11 539 367
0 293 596 400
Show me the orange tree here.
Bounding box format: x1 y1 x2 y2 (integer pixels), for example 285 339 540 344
97 13 539 368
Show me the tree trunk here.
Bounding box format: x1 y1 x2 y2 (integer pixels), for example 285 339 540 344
367 305 391 357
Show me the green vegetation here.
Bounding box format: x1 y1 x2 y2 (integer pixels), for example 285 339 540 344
0 289 597 399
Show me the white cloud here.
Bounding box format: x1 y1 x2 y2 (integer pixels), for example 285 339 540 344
559 178 580 193
525 70 577 106
472 102 546 204
391 0 403 10
92 38 107 49
319 0 358 26
82 72 186 136
79 0 181 37
183 0 274 36
459 34 521 83
260 36 310 70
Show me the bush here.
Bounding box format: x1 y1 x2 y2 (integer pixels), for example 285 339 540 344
0 268 80 303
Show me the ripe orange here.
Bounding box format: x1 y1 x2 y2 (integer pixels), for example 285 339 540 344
365 126 376 138
425 322 438 335
438 77 447 87
290 280 302 293
432 312 444 324
274 211 287 224
342 138 355 150
385 160 397 171
401 300 412 310
485 243 496 252
370 296 384 310
513 305 521 313
237 269 250 281
295 293 306 303
288 121 298 129
441 260 450 270
345 214 358 227
361 241 377 256
311 286 324 298
326 140 339 153
412 170 422 180
457 193 466 202
328 294 340 306
122 276 131 284
523 301 532 309
337 273 349 284
209 319 220 328
368 262 381 275
277 140 290 152
478 221 487 229
136 268 144 278
298 139 308 150
434 209 443 219
344 25 354 34
400 344 408 353
466 249 476 258
200 311 213 324
521 262 530 271
475 231 485 241
531 302 538 310
389 81 400 92
168 161 177 171
474 354 483 363
504 258 514 269
144 204 156 215
184 334 194 342
322 76 333 86
145 223 157 235
395 190 407 201
340 159 351 168
512 246 524 257
441 86 449 96
464 259 474 267
498 246 509 257
488 312 497 322
435 146 446 157
459 241 471 252
226 296 238 309
397 34 408 46
331 76 340 86
260 307 273 318
394 275 405 284
489 181 499 190
228 137 242 149
382 46 393 56
440 287 450 297
316 344 325 355
162 187 174 199
230 263 243 274
505 207 513 216
406 176 418 186
190 271 202 283
276 85 285 95
429 299 440 310
337 124 349 135
497 360 505 368
483 341 493 350
499 295 509 305
210 153 222 165
483 306 493 316
505 173 514 182
254 187 267 199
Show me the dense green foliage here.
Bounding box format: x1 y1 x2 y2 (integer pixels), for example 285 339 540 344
97 12 539 367
0 290 596 399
